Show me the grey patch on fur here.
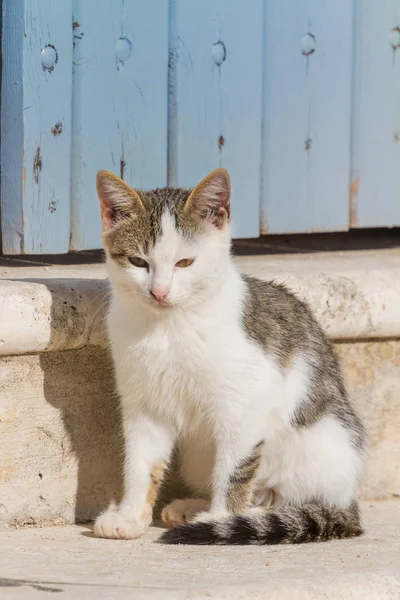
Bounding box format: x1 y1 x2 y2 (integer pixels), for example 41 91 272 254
104 187 209 259
241 276 366 452
153 444 193 519
227 441 264 513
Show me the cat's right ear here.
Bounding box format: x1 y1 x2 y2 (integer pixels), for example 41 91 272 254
96 170 145 231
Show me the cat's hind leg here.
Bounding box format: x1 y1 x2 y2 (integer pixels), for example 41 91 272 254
161 440 264 530
161 498 210 527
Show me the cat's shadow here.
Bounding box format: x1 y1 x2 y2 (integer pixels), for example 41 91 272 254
32 278 124 526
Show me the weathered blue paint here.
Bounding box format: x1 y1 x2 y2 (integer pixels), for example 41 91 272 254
261 0 354 234
350 0 400 228
168 0 264 239
1 0 400 254
1 0 73 254
69 0 168 250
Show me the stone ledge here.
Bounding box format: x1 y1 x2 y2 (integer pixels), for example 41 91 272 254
0 279 108 356
1 249 400 356
0 501 399 599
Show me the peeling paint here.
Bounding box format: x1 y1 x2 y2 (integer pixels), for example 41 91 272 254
73 21 84 49
33 148 42 184
18 212 25 254
349 177 360 228
301 32 316 56
389 26 400 50
212 41 226 66
41 44 58 73
22 166 26 195
51 122 63 136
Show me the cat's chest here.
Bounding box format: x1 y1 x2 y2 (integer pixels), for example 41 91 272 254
113 322 222 426
110 307 273 431
112 315 253 399
126 323 213 376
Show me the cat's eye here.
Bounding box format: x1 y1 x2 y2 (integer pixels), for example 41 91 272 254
128 257 149 269
175 258 195 268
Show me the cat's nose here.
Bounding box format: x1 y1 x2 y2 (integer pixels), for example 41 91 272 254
150 286 169 302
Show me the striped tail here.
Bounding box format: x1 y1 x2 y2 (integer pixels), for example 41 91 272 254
159 503 362 545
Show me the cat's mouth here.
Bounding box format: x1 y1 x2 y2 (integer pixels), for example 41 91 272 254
148 298 173 311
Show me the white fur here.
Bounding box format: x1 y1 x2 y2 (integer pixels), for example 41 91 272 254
94 211 363 539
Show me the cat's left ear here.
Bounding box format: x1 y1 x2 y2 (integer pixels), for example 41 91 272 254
184 168 231 228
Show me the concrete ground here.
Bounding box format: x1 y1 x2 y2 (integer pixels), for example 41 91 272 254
0 502 399 599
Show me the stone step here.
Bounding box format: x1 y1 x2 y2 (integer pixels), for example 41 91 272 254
0 501 399 599
1 249 400 530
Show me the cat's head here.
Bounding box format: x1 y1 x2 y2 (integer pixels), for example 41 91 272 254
96 168 232 312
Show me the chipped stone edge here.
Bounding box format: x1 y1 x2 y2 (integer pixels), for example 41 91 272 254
1 261 400 356
0 279 109 356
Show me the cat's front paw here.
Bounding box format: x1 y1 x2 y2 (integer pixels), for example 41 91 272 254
93 509 150 540
161 498 210 527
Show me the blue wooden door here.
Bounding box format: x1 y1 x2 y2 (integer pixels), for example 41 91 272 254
350 0 400 228
70 1 169 250
1 0 400 254
1 0 73 254
261 0 354 234
168 0 264 240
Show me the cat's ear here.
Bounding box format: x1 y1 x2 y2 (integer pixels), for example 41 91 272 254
96 170 145 230
184 168 231 228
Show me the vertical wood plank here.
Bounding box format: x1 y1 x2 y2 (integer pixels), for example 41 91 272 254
1 0 72 254
70 0 168 250
261 0 353 234
351 0 400 228
169 0 263 239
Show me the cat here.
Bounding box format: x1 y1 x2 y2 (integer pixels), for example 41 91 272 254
93 167 366 545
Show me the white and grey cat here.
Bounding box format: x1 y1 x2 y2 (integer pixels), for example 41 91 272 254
93 168 366 545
